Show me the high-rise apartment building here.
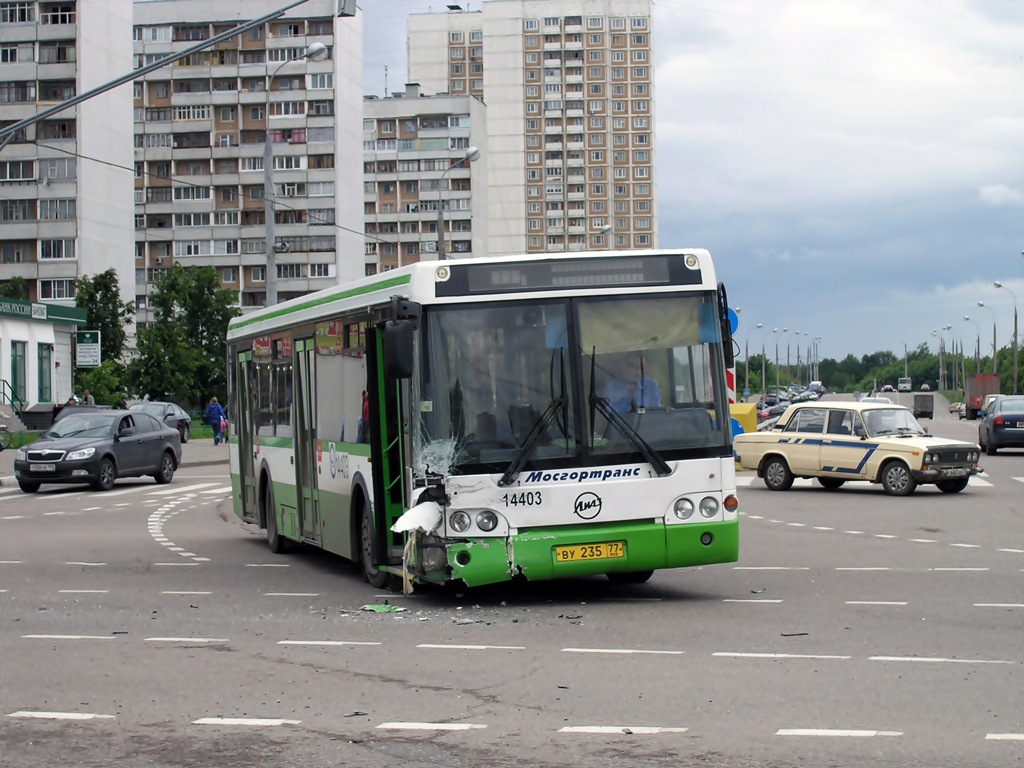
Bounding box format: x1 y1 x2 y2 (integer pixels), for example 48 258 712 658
131 0 363 324
362 83 487 272
407 0 656 256
0 0 134 307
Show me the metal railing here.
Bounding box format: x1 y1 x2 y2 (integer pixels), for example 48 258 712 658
0 380 25 418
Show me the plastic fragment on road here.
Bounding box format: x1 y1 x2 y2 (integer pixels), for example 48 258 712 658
360 604 407 613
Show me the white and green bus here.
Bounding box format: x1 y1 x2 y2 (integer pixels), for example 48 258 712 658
226 249 739 588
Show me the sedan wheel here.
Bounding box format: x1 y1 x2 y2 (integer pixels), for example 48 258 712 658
181 425 190 444
153 452 176 484
93 457 117 492
881 461 916 496
763 457 794 491
18 480 40 494
937 477 969 493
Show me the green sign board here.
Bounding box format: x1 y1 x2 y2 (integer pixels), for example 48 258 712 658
76 330 101 368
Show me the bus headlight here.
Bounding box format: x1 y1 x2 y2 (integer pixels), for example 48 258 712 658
476 511 498 532
449 511 471 533
673 498 694 520
699 496 720 518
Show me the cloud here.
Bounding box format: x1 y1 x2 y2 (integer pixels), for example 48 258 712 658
979 185 1024 206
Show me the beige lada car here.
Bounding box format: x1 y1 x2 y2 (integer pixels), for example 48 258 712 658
734 401 981 496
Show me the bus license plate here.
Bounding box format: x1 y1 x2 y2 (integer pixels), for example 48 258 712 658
30 463 55 472
554 541 625 563
941 467 967 477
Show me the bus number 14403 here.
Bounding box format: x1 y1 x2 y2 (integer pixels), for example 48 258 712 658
501 491 542 507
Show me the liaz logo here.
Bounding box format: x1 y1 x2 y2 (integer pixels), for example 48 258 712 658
574 492 602 520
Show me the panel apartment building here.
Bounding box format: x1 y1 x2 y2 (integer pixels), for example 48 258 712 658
0 0 134 308
363 83 487 271
407 0 656 256
131 0 362 323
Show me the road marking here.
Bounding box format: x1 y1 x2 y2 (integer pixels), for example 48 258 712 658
846 601 907 606
246 563 290 567
278 640 382 647
836 567 889 571
561 648 682 655
149 483 221 496
911 538 937 543
263 592 319 597
974 603 1024 608
998 548 1024 554
0 560 23 564
418 644 527 651
559 725 688 734
874 534 897 539
103 486 159 498
377 722 486 731
81 507 101 511
144 637 229 643
23 634 116 641
153 562 200 566
950 543 980 549
869 656 1013 665
776 728 902 737
65 562 106 567
813 526 834 531
734 566 809 570
723 599 783 603
2 516 26 520
43 511 71 516
931 567 988 572
844 530 864 535
201 486 233 494
987 733 1024 741
193 717 300 726
162 591 212 595
58 589 108 594
7 711 115 721
714 652 850 660
786 523 806 527
968 477 993 487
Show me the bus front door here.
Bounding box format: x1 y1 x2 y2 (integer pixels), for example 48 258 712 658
294 337 320 544
236 351 258 521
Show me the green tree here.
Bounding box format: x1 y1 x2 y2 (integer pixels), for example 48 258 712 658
75 269 135 363
127 264 240 406
75 360 127 408
0 276 29 300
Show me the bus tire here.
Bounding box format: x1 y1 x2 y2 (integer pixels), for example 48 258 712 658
607 570 654 584
359 501 391 589
264 481 289 554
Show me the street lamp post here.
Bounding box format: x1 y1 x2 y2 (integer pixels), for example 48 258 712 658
436 146 480 260
785 329 801 387
744 322 764 394
962 315 981 371
773 327 785 395
995 281 1019 394
976 301 997 374
813 336 822 381
263 41 328 307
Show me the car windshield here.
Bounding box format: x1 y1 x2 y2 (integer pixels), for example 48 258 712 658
43 413 118 438
130 403 164 417
862 408 925 437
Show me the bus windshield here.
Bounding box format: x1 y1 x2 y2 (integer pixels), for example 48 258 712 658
414 293 731 476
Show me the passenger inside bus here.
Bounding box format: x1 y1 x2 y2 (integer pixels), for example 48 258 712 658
601 351 662 413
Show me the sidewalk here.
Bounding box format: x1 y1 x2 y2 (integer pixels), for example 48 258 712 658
0 437 229 487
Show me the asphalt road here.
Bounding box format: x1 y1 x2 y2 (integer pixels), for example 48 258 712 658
1 408 1021 768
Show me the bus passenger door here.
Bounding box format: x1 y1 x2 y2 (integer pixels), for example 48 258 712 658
235 351 258 521
364 325 407 572
294 337 320 544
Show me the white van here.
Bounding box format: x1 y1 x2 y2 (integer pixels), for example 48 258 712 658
897 377 912 392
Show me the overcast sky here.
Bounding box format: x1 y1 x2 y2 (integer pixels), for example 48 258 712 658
359 0 1024 363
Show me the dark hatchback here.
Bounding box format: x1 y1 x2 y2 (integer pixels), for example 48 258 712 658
129 401 193 443
14 410 181 493
978 395 1024 455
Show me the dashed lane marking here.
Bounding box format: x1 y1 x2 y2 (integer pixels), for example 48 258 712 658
193 718 300 726
418 644 527 651
58 590 108 594
148 483 221 496
777 728 902 737
559 725 688 734
162 591 212 595
22 634 115 641
7 711 114 721
377 722 486 731
263 592 319 597
278 640 382 647
714 652 850 660
974 603 1024 608
65 562 105 567
734 566 809 570
723 599 783 603
144 637 229 643
561 648 682 655
869 656 1014 665
987 733 1024 740
846 601 907 606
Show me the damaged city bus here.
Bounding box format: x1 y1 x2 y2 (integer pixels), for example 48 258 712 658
225 249 739 589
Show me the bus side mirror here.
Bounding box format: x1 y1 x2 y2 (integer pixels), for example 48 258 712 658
384 320 414 379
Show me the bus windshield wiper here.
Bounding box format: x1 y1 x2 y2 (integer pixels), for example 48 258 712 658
498 396 565 487
587 352 671 477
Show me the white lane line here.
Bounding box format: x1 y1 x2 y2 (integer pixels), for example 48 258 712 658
113 503 133 508
559 725 688 734
844 531 864 535
968 477 993 487
81 506 102 511
931 567 988 571
149 483 220 496
974 603 1024 608
7 711 115 721
65 562 106 567
813 526 834 531
734 567 809 571
2 516 26 520
377 722 486 731
561 648 682 655
246 563 290 568
987 733 1024 741
263 592 319 597
836 567 889 571
874 534 897 539
723 599 783 603
154 562 200 566
43 511 71 516
714 652 850 660
144 637 229 643
846 601 907 606
162 591 212 595
0 560 23 564
786 523 806 527
950 543 980 549
998 548 1024 554
278 640 382 647
777 728 902 737
58 590 109 594
102 486 159 498
200 486 233 494
23 634 116 641
869 656 1014 665
911 539 937 543
418 644 527 651
193 717 300 726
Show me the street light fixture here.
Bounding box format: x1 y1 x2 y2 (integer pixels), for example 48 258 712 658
437 146 480 260
264 41 329 307
976 301 997 374
962 315 981 370
744 322 764 394
994 280 1019 394
773 327 785 395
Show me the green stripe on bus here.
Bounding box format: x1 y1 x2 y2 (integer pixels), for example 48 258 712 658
229 274 413 331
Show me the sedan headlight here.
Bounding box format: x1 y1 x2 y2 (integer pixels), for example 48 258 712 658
66 447 96 461
16 447 26 461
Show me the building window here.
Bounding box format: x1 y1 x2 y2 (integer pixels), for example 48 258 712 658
39 239 75 259
38 278 74 300
0 2 34 23
37 344 53 402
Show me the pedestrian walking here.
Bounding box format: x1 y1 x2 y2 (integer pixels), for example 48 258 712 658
206 396 227 445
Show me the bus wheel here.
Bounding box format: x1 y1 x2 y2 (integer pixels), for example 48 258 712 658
607 570 654 584
265 484 289 554
360 502 392 589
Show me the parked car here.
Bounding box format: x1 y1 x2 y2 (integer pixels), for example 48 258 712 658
13 409 181 493
129 401 192 443
53 403 113 422
978 395 1024 455
734 401 981 496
